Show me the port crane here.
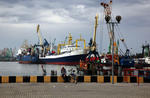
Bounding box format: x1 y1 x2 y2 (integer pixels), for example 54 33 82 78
87 13 100 59
36 24 49 56
101 0 129 55
36 24 49 47
79 14 101 75
37 24 43 46
101 0 136 77
101 0 120 66
101 0 117 54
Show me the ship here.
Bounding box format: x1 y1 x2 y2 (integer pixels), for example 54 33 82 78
16 46 39 64
39 33 87 65
39 44 87 65
16 25 87 65
17 55 39 64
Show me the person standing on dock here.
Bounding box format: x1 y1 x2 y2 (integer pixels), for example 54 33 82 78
41 64 46 76
61 67 67 82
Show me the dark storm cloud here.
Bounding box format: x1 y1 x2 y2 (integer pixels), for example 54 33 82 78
0 0 150 53
0 0 100 23
105 0 150 28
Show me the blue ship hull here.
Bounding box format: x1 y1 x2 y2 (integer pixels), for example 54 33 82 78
17 55 39 64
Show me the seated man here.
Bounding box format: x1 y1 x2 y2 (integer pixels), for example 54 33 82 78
61 67 67 82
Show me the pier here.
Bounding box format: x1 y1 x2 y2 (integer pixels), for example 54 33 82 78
0 75 149 83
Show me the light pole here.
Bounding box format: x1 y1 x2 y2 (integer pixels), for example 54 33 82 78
105 15 121 84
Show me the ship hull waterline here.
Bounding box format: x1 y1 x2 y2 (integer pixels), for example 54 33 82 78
18 54 87 65
39 54 87 65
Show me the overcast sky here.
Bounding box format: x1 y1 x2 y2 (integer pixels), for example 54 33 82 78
0 0 150 54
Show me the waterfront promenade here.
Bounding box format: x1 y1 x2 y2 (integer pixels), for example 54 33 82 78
0 83 150 98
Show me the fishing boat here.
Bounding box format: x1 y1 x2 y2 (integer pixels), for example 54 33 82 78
39 44 87 65
16 47 39 64
39 33 87 65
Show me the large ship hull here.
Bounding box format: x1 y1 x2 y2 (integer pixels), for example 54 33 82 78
39 54 87 65
17 53 87 65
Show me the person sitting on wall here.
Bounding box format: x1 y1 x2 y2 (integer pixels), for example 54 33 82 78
61 67 67 82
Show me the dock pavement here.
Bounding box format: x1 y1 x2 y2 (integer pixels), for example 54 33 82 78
0 83 150 98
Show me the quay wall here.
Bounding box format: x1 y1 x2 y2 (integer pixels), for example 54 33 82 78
0 76 150 83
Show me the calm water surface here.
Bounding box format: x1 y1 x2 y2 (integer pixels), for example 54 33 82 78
0 62 78 76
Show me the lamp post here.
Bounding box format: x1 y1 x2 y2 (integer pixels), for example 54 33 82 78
105 15 121 84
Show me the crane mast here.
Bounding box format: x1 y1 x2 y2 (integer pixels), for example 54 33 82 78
87 13 100 58
79 14 100 75
101 0 112 17
37 24 43 46
92 13 98 51
101 0 118 54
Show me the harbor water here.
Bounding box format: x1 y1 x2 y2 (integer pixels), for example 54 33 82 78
0 62 78 76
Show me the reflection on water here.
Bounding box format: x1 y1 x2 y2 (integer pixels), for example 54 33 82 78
0 62 78 76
